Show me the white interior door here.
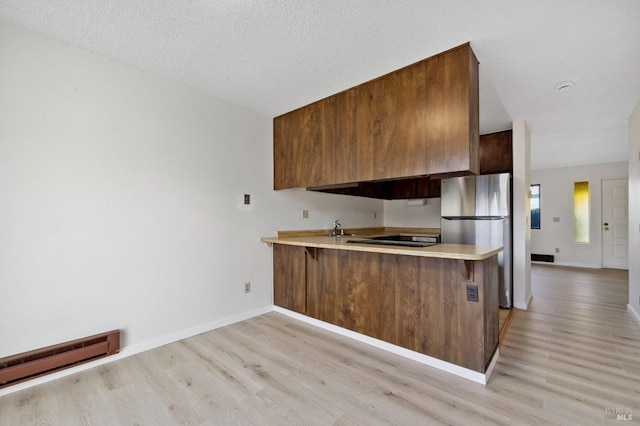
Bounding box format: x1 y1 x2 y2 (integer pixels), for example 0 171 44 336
602 178 628 270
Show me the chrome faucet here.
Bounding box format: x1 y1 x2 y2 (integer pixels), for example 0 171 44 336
332 219 343 236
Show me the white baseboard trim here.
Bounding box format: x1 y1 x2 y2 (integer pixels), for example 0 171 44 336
273 306 497 385
552 261 601 269
628 304 640 325
514 292 533 311
0 305 273 397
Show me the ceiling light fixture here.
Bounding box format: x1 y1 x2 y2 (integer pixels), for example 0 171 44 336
554 80 576 92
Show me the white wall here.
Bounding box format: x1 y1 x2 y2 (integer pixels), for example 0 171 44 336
629 103 640 321
530 162 628 269
383 198 441 228
0 23 382 359
512 119 532 310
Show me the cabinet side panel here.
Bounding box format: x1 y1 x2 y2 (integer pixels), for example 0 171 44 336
456 260 484 371
273 116 286 190
467 45 480 175
482 256 500 370
442 46 473 174
479 130 513 174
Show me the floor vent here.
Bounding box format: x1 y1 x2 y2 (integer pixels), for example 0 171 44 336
532 254 554 263
0 330 120 389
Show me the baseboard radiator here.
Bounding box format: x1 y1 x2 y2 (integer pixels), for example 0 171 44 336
0 330 120 389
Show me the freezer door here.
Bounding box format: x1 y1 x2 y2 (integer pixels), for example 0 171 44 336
440 175 477 217
476 173 511 217
441 173 511 217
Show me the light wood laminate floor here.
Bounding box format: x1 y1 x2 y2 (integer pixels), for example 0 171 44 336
1 265 638 425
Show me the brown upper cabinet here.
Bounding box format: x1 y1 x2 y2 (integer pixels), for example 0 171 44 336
274 43 480 192
274 96 336 189
479 130 513 174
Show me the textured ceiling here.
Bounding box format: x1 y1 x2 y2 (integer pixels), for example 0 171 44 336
1 0 639 170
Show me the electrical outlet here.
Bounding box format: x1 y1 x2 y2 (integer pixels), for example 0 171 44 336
302 210 309 219
553 217 560 222
466 284 479 302
243 194 250 205
555 248 560 253
244 282 251 294
373 212 377 219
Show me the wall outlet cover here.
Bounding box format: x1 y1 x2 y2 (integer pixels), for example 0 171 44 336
466 284 479 302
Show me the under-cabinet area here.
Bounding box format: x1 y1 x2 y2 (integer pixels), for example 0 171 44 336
269 238 500 374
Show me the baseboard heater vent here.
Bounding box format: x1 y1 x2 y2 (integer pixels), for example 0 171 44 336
0 330 120 389
532 254 555 263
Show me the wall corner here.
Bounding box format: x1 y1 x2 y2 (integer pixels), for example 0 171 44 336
512 119 532 310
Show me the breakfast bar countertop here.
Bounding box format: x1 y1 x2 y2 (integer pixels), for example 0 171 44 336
261 227 502 261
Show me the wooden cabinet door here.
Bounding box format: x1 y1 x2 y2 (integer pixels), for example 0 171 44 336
335 88 359 184
393 61 429 178
335 44 479 184
273 244 306 313
361 71 397 181
273 96 336 189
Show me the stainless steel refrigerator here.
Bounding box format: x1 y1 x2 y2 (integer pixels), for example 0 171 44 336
440 173 513 308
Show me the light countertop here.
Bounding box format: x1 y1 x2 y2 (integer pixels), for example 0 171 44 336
261 233 502 261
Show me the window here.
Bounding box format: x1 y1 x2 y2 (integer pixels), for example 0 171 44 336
530 184 540 229
573 181 590 243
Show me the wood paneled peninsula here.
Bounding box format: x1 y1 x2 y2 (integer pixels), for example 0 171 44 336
261 229 502 379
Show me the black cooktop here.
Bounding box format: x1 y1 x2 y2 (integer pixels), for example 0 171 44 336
347 235 439 248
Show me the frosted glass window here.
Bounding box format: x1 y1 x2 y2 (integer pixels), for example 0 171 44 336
530 184 540 229
573 181 590 243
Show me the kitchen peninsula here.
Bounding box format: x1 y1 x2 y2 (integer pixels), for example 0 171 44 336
261 228 502 383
